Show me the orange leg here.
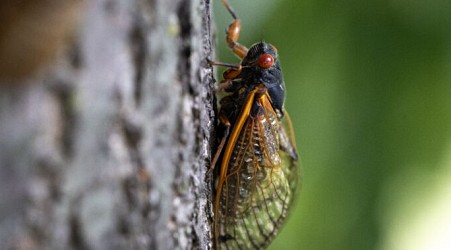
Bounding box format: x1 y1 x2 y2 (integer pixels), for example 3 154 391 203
208 59 242 91
220 0 248 58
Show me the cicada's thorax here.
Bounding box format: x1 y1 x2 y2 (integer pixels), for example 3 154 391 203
240 42 286 118
219 42 287 125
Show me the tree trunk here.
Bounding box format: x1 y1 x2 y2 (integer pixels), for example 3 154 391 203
0 0 214 249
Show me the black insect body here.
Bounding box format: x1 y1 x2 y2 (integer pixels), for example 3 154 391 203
210 1 301 249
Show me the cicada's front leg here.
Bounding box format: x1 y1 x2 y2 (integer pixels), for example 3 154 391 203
220 0 248 58
208 59 242 92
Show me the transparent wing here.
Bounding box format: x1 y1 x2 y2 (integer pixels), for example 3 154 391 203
216 94 299 249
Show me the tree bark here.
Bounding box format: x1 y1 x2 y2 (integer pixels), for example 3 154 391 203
0 0 214 249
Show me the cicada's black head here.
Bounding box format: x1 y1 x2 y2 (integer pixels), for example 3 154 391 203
240 41 286 118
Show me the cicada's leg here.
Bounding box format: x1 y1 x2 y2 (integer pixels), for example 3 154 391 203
220 0 248 58
210 113 231 172
208 60 241 75
208 60 242 91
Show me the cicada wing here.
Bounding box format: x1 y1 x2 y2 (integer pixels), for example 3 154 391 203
279 110 302 202
216 95 296 250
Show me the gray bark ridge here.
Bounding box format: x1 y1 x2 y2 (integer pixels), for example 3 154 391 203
0 0 215 249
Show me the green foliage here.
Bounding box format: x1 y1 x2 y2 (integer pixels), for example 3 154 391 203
214 0 451 249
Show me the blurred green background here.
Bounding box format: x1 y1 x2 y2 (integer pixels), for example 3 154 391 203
214 0 451 249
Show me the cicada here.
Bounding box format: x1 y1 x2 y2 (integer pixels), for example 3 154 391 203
210 0 301 249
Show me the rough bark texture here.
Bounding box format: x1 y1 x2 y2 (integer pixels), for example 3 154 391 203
0 0 215 249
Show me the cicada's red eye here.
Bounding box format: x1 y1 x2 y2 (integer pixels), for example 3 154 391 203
258 53 274 69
